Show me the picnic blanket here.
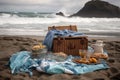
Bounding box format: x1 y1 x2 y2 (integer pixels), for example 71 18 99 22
36 56 109 74
9 51 38 76
9 51 109 76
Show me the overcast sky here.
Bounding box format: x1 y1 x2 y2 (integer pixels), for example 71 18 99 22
0 0 120 14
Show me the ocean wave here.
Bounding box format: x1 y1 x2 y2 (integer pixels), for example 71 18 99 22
0 29 47 36
0 12 120 36
0 14 120 25
0 12 55 18
0 13 11 18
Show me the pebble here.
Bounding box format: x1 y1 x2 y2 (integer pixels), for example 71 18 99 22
108 58 115 63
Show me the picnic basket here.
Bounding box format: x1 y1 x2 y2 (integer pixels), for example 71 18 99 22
48 25 88 56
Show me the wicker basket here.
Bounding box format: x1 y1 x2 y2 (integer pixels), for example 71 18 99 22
48 25 88 56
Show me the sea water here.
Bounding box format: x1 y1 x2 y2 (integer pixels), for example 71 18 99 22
0 12 120 37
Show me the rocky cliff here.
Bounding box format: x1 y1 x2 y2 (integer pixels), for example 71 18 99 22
71 0 120 18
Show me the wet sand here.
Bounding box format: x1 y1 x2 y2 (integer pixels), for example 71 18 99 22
0 35 120 80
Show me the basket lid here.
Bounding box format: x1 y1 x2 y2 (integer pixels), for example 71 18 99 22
48 25 77 31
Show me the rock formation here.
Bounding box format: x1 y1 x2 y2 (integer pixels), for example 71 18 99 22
56 12 65 16
71 0 120 18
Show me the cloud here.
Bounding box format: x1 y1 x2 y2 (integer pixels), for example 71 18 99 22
104 0 120 7
0 0 52 4
0 0 120 14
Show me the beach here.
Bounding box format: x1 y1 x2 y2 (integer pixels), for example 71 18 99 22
0 0 120 79
0 35 120 80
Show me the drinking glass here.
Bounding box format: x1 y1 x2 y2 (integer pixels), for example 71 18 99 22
79 49 87 58
86 49 93 60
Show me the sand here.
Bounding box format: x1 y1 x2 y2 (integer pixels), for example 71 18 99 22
0 35 120 80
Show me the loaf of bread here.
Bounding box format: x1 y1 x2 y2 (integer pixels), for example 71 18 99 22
91 53 108 59
32 43 46 51
73 57 98 64
54 52 67 58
